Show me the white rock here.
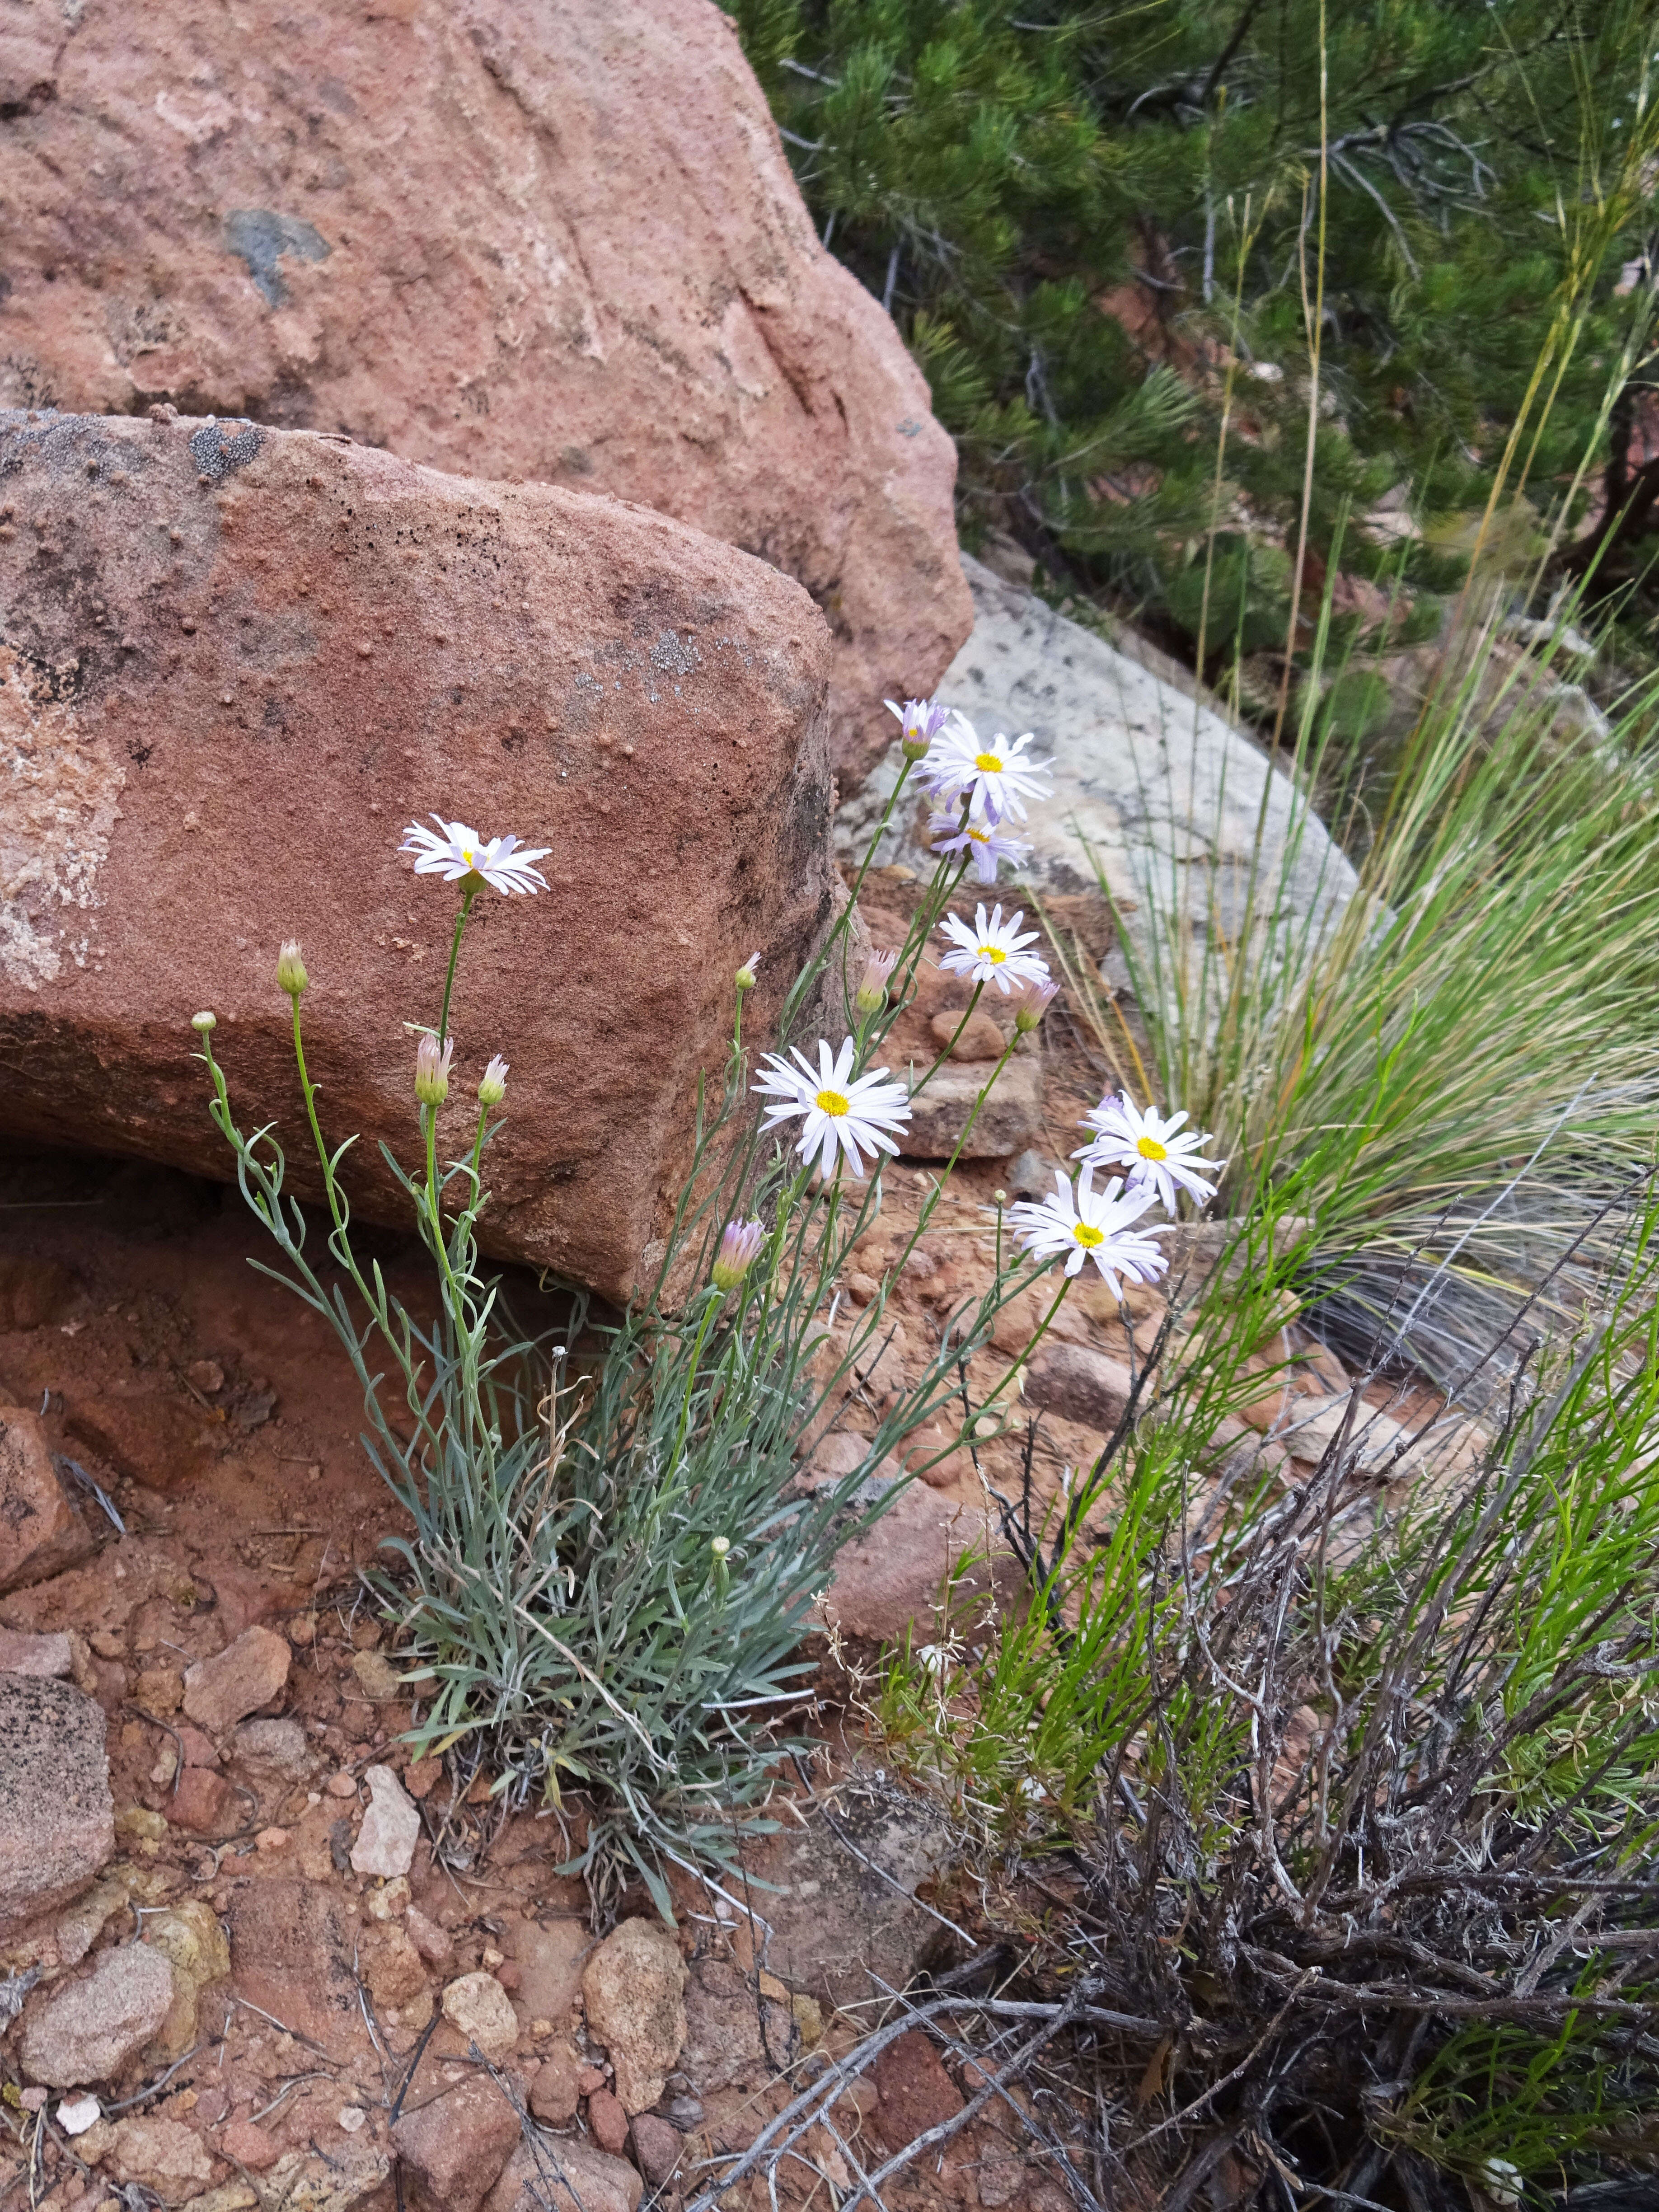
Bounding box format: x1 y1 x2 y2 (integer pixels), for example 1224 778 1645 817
348 1766 421 1880
441 1971 519 2061
56 2092 100 2135
581 1917 688 2114
837 553 1358 955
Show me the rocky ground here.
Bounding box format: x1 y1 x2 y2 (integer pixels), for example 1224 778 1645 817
0 868 1463 2212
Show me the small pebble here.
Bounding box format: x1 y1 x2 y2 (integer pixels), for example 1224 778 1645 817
255 1826 290 1852
338 2106 366 2132
326 1771 358 1797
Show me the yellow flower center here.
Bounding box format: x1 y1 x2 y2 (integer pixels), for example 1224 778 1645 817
979 945 1006 964
1137 1135 1168 1160
815 1087 850 1117
974 750 1003 773
461 847 475 864
1073 1223 1104 1248
965 825 990 844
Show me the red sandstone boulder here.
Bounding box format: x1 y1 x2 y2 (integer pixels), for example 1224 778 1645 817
0 1406 94 1596
0 0 970 782
0 409 838 1298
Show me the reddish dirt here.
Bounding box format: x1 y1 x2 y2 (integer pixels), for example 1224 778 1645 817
0 870 1430 2209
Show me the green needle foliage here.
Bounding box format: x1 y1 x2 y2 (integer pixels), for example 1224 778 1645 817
736 0 1659 669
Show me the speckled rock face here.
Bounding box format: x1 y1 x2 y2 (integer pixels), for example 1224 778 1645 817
0 409 838 1298
0 0 971 783
0 1672 114 1934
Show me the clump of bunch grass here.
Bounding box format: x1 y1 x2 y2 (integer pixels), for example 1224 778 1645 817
1049 537 1659 1391
866 1185 1659 2205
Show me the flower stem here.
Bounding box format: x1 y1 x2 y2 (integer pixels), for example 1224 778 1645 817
979 1271 1073 1414
881 1034 1017 1290
782 761 915 1033
437 885 479 1045
909 979 986 1097
844 759 913 916
290 994 351 1249
671 1293 722 1470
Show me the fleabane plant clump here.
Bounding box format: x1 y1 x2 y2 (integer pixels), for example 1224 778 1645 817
190 708 1222 1911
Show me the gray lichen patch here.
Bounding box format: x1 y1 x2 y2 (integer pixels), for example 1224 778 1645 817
224 208 332 309
0 646 123 992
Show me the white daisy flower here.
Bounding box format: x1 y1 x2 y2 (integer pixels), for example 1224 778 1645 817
399 815 551 895
928 812 1031 886
1007 1164 1171 1296
1075 1093 1225 1213
915 713 1051 826
937 903 1050 995
753 1036 912 1180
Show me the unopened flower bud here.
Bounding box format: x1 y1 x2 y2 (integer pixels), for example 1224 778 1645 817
886 695 949 761
711 1217 765 1293
478 1054 509 1108
735 950 759 992
191 1010 217 1033
854 948 900 1015
276 940 308 998
1014 978 1059 1035
710 1536 731 1560
414 1032 455 1107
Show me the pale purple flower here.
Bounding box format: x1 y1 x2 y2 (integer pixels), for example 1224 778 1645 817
413 1032 455 1106
712 1218 766 1292
886 695 950 760
1013 977 1060 1035
937 904 1050 995
276 940 308 997
400 816 550 895
915 713 1051 826
855 948 900 1013
928 812 1031 885
478 1055 509 1107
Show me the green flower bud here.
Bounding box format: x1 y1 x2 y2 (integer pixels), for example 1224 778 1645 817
276 940 309 998
414 1032 454 1107
1014 979 1058 1035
